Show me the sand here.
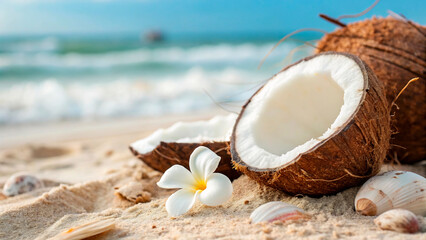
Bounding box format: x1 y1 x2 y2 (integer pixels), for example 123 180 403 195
0 111 425 240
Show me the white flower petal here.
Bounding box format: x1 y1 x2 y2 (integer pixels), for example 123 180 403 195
199 173 233 206
166 189 199 217
157 165 196 189
189 146 221 181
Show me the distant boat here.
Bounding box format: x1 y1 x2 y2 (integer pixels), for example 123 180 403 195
144 30 164 43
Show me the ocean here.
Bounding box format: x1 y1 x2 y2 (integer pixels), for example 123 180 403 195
0 33 315 125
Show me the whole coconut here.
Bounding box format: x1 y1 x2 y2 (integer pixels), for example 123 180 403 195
316 17 426 163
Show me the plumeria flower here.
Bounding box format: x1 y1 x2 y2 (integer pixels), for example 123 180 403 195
157 146 233 217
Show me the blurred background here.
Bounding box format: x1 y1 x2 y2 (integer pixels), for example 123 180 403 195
0 0 425 125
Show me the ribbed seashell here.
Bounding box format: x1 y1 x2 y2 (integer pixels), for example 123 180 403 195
250 201 310 224
355 171 426 216
2 173 44 197
49 218 115 240
374 209 420 233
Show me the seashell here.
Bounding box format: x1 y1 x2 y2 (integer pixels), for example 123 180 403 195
114 181 152 204
49 218 115 240
374 209 420 233
250 201 310 224
355 171 426 216
2 173 44 197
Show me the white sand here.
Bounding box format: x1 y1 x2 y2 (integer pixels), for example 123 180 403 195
0 111 425 240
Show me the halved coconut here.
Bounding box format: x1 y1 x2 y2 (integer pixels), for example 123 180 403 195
231 52 390 196
130 114 241 180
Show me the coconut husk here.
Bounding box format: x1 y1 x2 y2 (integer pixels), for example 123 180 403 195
316 17 426 163
231 52 390 196
130 141 241 180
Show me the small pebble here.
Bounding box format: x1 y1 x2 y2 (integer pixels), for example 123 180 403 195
0 193 7 200
151 203 159 208
2 173 44 197
105 150 114 157
141 172 149 179
332 231 339 239
262 227 272 234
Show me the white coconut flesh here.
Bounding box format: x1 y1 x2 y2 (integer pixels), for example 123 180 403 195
235 54 365 169
131 114 237 154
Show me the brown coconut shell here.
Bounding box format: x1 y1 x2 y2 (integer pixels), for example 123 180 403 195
316 17 426 163
129 141 241 180
231 52 390 196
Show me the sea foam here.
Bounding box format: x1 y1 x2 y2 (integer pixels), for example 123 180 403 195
0 68 262 124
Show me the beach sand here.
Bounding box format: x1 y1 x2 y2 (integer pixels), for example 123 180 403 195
0 110 425 240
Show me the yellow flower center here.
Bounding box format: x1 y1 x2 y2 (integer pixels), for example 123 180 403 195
194 180 207 191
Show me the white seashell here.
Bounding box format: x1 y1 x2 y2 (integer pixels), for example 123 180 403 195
355 171 426 216
374 209 420 233
48 218 115 240
250 201 310 223
2 173 44 197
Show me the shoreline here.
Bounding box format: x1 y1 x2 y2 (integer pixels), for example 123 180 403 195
0 109 225 150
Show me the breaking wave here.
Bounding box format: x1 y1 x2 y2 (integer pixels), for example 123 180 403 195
0 67 265 124
0 42 296 71
0 35 313 124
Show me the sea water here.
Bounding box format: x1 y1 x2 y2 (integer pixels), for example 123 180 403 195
0 33 314 124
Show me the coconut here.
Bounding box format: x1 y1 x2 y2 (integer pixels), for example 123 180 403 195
231 52 390 196
316 17 426 163
130 114 241 180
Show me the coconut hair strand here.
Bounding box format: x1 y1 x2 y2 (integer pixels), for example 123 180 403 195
336 0 380 20
319 0 380 27
203 89 239 114
258 28 328 69
389 77 420 113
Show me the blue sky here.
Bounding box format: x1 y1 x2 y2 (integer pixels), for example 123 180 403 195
0 0 424 35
